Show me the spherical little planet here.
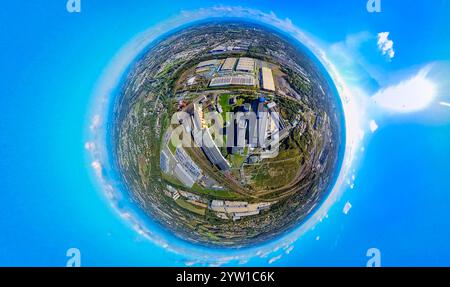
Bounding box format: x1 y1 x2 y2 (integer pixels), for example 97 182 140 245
112 20 344 247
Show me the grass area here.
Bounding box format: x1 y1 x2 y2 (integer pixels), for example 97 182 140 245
219 94 233 122
244 149 302 191
191 183 241 200
138 155 149 187
219 94 231 109
219 94 246 111
167 134 178 154
220 134 228 158
197 224 221 240
229 153 246 168
162 171 241 200
156 59 183 79
161 172 183 187
175 198 206 216
205 232 221 241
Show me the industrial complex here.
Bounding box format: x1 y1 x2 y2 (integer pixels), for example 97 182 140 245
115 21 342 246
158 52 288 220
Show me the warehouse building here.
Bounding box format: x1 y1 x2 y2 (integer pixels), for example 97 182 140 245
209 75 255 87
175 147 202 180
174 163 196 188
261 67 275 91
220 57 237 71
196 59 219 68
210 45 226 53
160 150 169 173
209 200 272 220
202 129 231 171
231 114 247 154
236 57 255 72
232 210 260 220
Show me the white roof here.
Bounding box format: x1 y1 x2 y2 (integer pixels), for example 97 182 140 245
261 67 275 91
221 57 237 71
267 101 277 109
236 57 255 72
197 59 219 68
174 164 195 188
209 75 255 87
187 76 196 85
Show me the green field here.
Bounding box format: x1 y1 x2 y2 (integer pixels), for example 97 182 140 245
219 94 233 121
175 198 206 215
191 183 241 200
162 172 241 200
228 153 246 168
167 137 177 154
244 149 302 191
161 172 183 187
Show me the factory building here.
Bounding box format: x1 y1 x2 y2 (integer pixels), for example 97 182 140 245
230 98 281 152
209 200 272 220
186 76 196 86
220 57 237 71
201 129 231 171
209 75 255 87
196 59 219 68
232 210 260 220
172 191 180 201
256 97 269 148
175 147 202 180
191 104 231 171
210 45 226 53
248 110 259 148
210 43 249 54
195 67 211 74
160 150 169 173
174 163 196 188
231 113 247 154
268 110 280 137
261 67 276 91
195 59 219 74
267 101 277 110
192 103 207 130
210 200 248 213
236 57 255 72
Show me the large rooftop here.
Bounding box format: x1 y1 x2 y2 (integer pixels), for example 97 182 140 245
209 75 256 87
236 57 255 72
221 57 237 71
261 67 275 91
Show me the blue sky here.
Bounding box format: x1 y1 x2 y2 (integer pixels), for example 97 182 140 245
1 0 450 266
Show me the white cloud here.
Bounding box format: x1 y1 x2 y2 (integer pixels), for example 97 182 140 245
440 101 450 107
369 120 378 133
84 141 96 151
343 201 352 215
377 32 395 60
89 114 101 131
184 261 196 266
91 160 102 178
268 254 282 264
372 66 436 112
285 245 294 254
328 32 380 86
